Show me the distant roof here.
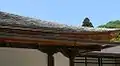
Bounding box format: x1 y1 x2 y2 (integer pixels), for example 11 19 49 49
75 46 120 57
0 11 119 32
93 46 120 54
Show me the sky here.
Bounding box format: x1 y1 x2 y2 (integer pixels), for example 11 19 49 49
0 0 120 27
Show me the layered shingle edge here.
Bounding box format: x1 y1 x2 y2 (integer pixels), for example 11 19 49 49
0 11 119 32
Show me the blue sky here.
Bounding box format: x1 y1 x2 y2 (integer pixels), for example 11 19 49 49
0 0 120 27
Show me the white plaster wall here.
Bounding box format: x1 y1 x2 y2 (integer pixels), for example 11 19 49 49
0 47 47 66
0 47 69 66
54 52 69 66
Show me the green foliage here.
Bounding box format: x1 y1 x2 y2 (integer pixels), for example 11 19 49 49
98 20 120 41
98 20 120 28
111 33 120 42
82 17 94 27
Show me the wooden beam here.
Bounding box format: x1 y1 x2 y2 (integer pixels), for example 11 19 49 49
0 36 117 46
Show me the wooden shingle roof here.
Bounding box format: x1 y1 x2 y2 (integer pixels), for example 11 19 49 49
0 11 119 33
0 11 119 49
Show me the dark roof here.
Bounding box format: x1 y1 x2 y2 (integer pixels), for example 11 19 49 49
76 46 120 58
0 11 119 32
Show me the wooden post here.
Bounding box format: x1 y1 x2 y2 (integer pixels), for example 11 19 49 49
69 57 74 66
38 46 58 66
85 56 87 66
47 52 54 66
59 48 79 66
98 57 101 66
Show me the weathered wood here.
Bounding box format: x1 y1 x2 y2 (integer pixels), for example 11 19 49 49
59 48 79 66
38 47 58 66
48 53 54 66
0 26 118 41
69 57 74 66
0 32 116 45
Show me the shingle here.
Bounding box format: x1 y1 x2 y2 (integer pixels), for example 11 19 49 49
0 11 119 32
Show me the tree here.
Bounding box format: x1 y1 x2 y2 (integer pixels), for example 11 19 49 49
98 20 120 28
82 17 94 27
98 20 120 41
